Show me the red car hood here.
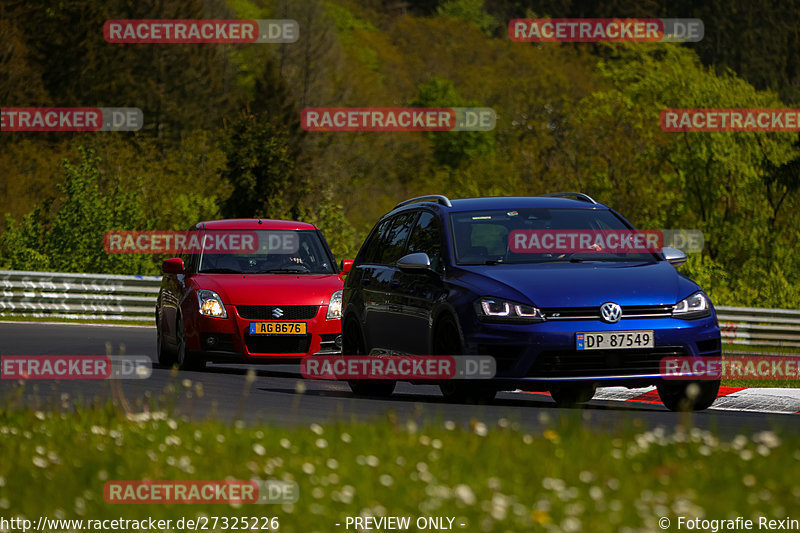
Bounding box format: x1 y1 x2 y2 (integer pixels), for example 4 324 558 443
194 274 343 306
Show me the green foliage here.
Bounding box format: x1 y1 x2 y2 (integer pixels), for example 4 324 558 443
326 2 378 33
411 78 495 169
0 148 156 275
301 185 360 261
0 213 53 272
2 0 800 308
547 43 800 307
437 0 500 36
80 132 228 231
325 2 381 71
1 0 243 137
221 112 307 220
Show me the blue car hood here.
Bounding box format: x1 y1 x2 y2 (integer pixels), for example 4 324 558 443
456 260 698 308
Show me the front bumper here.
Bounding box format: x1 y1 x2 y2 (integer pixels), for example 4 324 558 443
462 315 721 387
184 304 342 362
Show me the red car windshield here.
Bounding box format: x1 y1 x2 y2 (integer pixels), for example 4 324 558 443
196 229 336 274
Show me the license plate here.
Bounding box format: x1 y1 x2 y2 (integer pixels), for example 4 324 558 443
249 322 307 335
576 330 654 350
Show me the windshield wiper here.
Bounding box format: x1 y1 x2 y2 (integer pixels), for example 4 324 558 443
198 268 241 274
254 268 308 274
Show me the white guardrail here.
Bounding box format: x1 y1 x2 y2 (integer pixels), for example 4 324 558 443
0 271 799 347
0 270 160 322
716 306 800 348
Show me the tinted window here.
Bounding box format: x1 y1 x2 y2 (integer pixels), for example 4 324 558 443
450 208 656 264
197 229 335 274
180 228 199 273
406 211 442 272
379 213 417 265
359 218 391 264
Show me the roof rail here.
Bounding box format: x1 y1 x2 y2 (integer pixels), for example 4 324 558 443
537 192 598 205
393 195 452 210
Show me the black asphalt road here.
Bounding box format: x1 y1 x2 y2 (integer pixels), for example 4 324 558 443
1 322 796 435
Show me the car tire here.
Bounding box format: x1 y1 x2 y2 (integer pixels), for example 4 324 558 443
156 312 177 367
434 316 496 404
175 315 206 371
344 319 395 397
549 383 596 407
657 380 720 412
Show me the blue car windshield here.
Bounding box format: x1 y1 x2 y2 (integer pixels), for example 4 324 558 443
449 209 660 265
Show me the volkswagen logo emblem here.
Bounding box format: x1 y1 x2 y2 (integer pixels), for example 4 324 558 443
600 302 622 323
272 307 284 318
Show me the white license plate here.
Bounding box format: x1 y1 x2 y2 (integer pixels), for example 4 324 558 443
576 331 654 350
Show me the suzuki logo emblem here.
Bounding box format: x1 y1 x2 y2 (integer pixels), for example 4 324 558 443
600 302 622 323
272 307 284 318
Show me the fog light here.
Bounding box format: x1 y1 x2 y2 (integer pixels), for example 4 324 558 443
206 336 217 346
335 335 342 348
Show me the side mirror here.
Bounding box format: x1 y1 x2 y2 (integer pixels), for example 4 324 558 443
662 247 687 267
340 259 354 275
397 252 431 271
162 257 185 274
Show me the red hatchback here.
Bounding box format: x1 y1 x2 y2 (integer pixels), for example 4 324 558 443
156 219 352 369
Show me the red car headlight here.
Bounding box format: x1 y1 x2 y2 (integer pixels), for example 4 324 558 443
326 290 343 319
197 289 227 318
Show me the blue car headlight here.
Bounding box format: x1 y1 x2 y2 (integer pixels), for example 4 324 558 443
672 291 711 320
475 297 545 323
197 289 227 318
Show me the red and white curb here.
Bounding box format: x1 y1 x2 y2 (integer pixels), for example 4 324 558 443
514 386 800 414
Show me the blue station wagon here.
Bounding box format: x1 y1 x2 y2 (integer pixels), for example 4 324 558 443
342 193 721 411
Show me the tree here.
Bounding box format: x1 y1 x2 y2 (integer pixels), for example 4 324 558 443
411 77 495 169
437 0 499 36
0 147 156 274
554 43 800 306
221 112 306 220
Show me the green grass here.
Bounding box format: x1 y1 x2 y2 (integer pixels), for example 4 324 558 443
723 344 800 355
722 378 798 388
721 350 800 388
0 316 153 326
0 392 798 532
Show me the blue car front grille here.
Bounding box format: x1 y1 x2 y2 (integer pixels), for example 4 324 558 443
526 346 687 377
541 305 673 321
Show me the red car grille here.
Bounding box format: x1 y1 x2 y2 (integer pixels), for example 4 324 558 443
236 305 319 320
